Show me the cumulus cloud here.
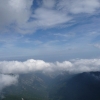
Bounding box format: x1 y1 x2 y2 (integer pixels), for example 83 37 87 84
70 59 100 73
0 59 50 74
0 0 33 31
0 74 18 91
0 0 100 34
0 59 100 74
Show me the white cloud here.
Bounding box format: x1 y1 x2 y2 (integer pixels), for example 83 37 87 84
0 59 50 74
0 59 100 74
70 59 100 73
57 0 100 14
0 0 100 34
0 0 33 32
0 74 18 91
9 0 33 24
31 8 71 28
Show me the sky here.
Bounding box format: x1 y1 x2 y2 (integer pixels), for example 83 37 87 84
0 0 100 61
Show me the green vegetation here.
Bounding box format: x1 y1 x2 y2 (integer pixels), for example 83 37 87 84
2 95 45 100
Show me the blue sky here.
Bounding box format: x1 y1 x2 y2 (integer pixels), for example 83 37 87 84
0 0 100 61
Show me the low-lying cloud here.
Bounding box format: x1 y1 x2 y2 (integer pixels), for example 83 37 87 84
0 74 18 91
0 59 100 74
0 58 100 91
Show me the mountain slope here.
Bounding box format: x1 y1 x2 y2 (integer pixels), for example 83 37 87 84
1 72 100 100
50 72 100 100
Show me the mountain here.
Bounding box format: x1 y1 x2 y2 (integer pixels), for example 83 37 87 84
50 72 100 100
2 72 54 100
1 72 100 100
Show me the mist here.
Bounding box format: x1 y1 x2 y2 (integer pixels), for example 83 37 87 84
0 74 18 91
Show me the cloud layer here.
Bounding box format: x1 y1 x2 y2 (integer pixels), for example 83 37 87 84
0 58 100 91
0 59 100 74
